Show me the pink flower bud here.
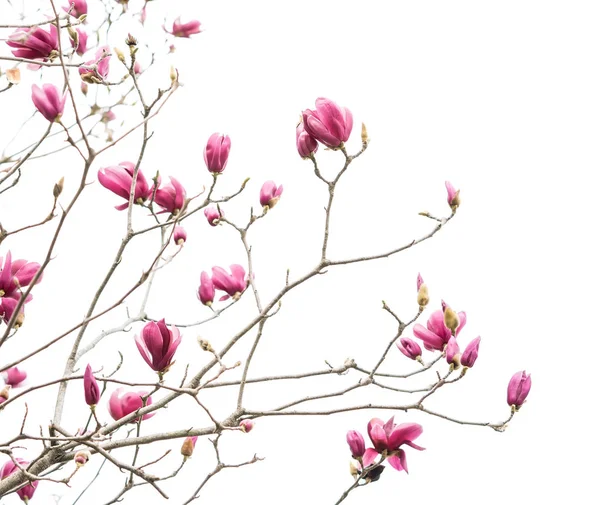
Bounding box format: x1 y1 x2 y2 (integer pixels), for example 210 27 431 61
108 388 154 422
101 110 116 123
31 84 66 123
7 25 58 62
133 61 142 75
169 17 202 38
460 336 481 368
70 28 88 56
204 133 231 173
259 181 283 209
2 366 27 387
135 319 182 373
0 298 24 327
174 226 187 245
198 272 215 306
204 206 222 226
63 0 88 18
445 180 460 211
74 450 90 467
79 46 111 83
181 436 198 457
240 419 254 433
507 371 531 410
445 336 460 367
302 97 353 149
396 338 422 361
211 265 247 300
412 309 467 352
416 273 424 291
98 161 153 210
346 430 365 458
0 459 38 501
83 364 100 406
296 122 318 158
154 176 186 215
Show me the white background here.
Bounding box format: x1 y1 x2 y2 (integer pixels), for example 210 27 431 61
1 0 599 504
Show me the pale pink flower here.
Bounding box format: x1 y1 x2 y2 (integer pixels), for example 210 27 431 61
31 84 66 123
302 97 353 148
168 17 202 38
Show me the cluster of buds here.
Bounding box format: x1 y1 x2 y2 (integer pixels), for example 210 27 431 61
198 265 247 305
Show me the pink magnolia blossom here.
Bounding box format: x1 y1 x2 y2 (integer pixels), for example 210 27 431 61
79 46 111 83
445 336 460 367
97 161 153 210
31 84 66 123
168 17 202 38
0 251 41 324
83 364 100 406
417 273 424 291
204 133 231 173
0 459 38 501
507 371 531 409
259 181 283 209
460 336 481 368
198 272 215 306
364 417 424 472
154 176 186 214
7 25 58 62
133 61 142 75
1 367 27 387
174 226 187 245
346 430 365 459
63 0 87 18
445 180 460 211
412 309 467 352
211 265 247 300
396 338 422 361
204 206 222 226
296 122 318 158
0 297 23 326
240 419 254 433
70 28 88 56
302 97 353 149
181 436 198 457
135 319 182 373
108 388 154 422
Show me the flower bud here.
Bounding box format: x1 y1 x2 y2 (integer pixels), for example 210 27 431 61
460 336 481 368
181 436 198 458
442 301 459 335
259 181 283 209
507 371 531 410
361 122 369 145
445 336 461 369
0 385 10 404
204 206 222 226
349 461 360 479
2 367 27 387
346 430 365 459
6 68 20 84
445 181 460 212
53 177 64 198
114 46 125 63
174 226 187 245
396 338 422 362
417 284 429 310
74 450 91 467
240 419 254 433
84 364 100 407
204 133 231 173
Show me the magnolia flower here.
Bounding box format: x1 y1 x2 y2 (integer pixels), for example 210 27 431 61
79 46 111 83
1 367 27 387
108 388 154 422
211 265 247 300
97 161 154 210
198 272 215 306
460 336 481 368
507 371 531 410
204 206 222 226
154 176 186 214
83 364 100 406
302 97 353 148
7 25 58 62
346 430 365 459
445 181 460 211
240 419 254 433
0 459 38 501
396 338 422 361
31 84 66 123
204 133 231 173
70 28 88 56
445 336 460 368
63 0 87 18
174 226 187 245
296 121 318 158
412 309 467 352
259 181 283 209
168 17 202 38
135 319 182 373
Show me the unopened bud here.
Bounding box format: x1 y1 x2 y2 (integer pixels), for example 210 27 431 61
114 47 125 63
14 312 24 328
443 303 459 334
53 177 64 198
74 450 90 467
170 66 178 84
361 123 369 145
180 436 198 458
417 284 429 309
81 82 88 95
67 26 78 45
125 33 137 46
197 338 213 352
239 419 254 433
0 385 10 401
349 461 360 479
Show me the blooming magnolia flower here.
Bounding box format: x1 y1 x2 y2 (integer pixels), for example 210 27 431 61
0 459 38 501
154 176 186 214
168 17 202 38
7 25 58 62
302 97 353 148
396 338 422 361
174 226 187 245
63 0 87 18
135 319 182 373
259 181 283 209
445 181 460 211
445 336 460 368
70 28 88 56
108 388 154 422
364 417 424 472
181 436 198 458
507 371 531 409
198 272 215 306
204 133 231 173
211 265 247 300
460 336 481 368
0 251 41 325
240 419 254 433
412 309 467 352
0 297 23 326
31 84 67 123
97 161 153 210
83 364 100 406
346 430 365 459
79 46 111 83
1 367 27 387
204 206 222 226
296 121 318 158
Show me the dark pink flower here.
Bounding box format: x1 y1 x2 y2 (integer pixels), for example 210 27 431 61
79 46 111 83
198 272 215 306
296 122 318 158
346 430 365 459
7 25 58 62
211 265 246 300
460 336 481 368
2 367 27 387
97 161 153 210
445 336 460 367
0 252 41 324
240 419 254 433
204 206 222 226
154 176 186 214
83 364 100 406
31 84 66 123
507 371 531 409
0 459 38 501
174 226 187 245
445 181 460 211
396 338 422 361
168 17 202 38
204 133 231 173
412 309 467 352
302 97 353 149
0 297 23 326
63 0 87 18
108 388 154 422
70 28 88 56
259 181 283 209
135 319 181 373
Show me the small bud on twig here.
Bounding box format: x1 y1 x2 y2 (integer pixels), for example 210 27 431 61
361 122 369 145
53 177 64 199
